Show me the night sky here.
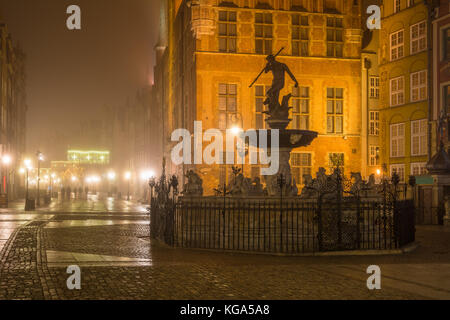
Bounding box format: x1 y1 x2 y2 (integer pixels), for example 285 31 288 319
0 0 160 160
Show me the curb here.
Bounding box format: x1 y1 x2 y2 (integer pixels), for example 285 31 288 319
148 240 420 257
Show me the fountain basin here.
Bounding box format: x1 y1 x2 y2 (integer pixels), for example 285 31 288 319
248 129 318 149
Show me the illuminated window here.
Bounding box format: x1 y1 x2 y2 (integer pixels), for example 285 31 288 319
410 21 426 55
411 162 427 176
218 83 238 130
218 11 237 53
369 76 379 98
292 14 309 56
390 76 404 106
255 12 272 55
326 17 343 57
390 29 404 61
369 146 380 166
369 111 379 136
390 164 405 182
411 70 427 102
411 119 427 156
390 123 405 157
326 88 344 134
291 86 309 130
255 85 268 129
444 28 450 61
291 153 312 185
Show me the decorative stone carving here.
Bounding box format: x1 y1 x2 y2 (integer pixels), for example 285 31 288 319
182 170 203 196
188 0 215 39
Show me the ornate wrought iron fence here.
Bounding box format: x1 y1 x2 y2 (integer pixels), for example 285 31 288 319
148 197 415 253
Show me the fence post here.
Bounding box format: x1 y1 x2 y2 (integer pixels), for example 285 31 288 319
356 195 361 250
317 195 323 252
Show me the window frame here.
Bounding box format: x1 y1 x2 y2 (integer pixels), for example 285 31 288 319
390 122 405 158
410 70 427 102
369 145 380 167
218 83 238 131
410 20 427 55
255 85 269 129
255 12 273 55
411 119 428 156
394 0 401 13
291 86 310 130
291 152 313 185
390 164 405 183
390 29 404 61
292 14 309 57
390 76 405 107
369 111 379 136
326 17 344 58
369 76 380 99
326 87 344 134
411 162 427 176
218 11 238 53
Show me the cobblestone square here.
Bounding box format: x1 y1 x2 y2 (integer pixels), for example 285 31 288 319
0 198 449 300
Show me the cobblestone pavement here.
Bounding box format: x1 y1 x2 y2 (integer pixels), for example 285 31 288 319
0 197 449 300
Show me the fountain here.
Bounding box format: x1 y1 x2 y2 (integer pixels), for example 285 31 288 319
248 52 318 196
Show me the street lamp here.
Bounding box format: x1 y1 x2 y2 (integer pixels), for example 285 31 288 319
107 171 115 197
140 170 155 204
23 159 32 210
36 151 44 206
124 171 131 201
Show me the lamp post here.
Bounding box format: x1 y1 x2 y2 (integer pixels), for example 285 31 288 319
36 151 43 206
23 159 32 210
2 155 11 201
125 171 131 201
50 173 56 199
141 170 155 204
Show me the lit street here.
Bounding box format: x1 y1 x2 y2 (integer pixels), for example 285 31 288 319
0 196 448 300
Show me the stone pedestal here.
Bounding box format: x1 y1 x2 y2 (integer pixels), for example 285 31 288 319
264 147 297 196
431 174 450 225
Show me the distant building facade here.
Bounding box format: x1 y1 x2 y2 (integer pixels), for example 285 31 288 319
0 22 27 198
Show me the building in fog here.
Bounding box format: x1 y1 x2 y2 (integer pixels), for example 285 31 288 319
109 85 161 200
155 0 366 194
0 22 27 198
